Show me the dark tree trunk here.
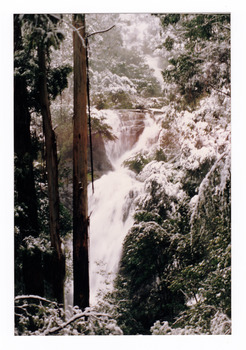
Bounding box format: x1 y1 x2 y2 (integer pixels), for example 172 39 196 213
14 15 44 296
37 44 65 304
73 14 90 310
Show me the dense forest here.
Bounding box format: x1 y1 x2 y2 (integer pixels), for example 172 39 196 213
13 13 231 336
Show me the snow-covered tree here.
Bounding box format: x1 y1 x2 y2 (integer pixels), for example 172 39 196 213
156 14 230 108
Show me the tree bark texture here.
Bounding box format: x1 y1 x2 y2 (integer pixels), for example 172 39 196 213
14 15 44 296
73 14 90 310
38 45 65 304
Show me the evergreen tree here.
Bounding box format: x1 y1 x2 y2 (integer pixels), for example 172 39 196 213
14 14 44 296
14 14 71 303
156 14 230 108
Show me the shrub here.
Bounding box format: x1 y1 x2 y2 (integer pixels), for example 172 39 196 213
123 154 149 174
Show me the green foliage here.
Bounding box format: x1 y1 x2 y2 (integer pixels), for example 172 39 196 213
123 153 150 174
91 115 117 141
19 14 65 51
162 54 205 105
158 14 230 108
59 203 72 236
184 15 214 41
156 14 181 27
113 221 186 334
134 210 162 225
92 93 109 110
111 91 133 108
121 223 170 290
181 159 213 197
154 148 167 162
190 157 231 315
169 155 231 329
15 14 72 113
183 14 230 45
163 36 174 51
135 77 162 98
48 65 72 100
92 91 134 110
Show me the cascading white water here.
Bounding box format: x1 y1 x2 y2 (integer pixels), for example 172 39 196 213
88 109 161 304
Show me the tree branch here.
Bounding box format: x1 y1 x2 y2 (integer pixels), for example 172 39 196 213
15 295 58 306
50 14 115 44
42 311 111 335
86 25 115 38
207 83 231 97
50 14 86 48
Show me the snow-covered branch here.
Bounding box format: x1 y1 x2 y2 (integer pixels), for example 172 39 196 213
50 14 115 46
15 295 58 305
42 310 112 335
86 25 115 38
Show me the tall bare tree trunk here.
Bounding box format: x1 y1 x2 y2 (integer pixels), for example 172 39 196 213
38 45 65 305
73 14 90 310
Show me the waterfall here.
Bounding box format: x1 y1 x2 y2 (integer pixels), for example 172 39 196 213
64 109 162 308
88 109 161 304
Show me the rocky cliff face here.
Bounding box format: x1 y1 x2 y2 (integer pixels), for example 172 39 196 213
114 110 146 156
89 132 113 177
